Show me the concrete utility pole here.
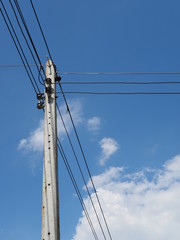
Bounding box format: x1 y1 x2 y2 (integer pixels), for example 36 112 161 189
41 60 60 240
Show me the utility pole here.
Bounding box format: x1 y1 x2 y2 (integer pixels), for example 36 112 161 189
41 60 60 240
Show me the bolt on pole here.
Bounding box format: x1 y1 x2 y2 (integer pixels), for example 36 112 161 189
41 60 60 240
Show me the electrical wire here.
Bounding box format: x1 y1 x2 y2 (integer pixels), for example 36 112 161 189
57 139 99 240
59 71 180 75
57 81 113 240
56 103 108 240
9 0 44 85
29 0 53 61
0 64 39 68
61 81 180 85
0 1 125 239
1 64 180 77
0 4 39 94
57 91 180 95
38 67 44 85
13 0 45 75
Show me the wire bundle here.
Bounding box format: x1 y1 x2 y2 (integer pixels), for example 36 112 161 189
0 1 114 239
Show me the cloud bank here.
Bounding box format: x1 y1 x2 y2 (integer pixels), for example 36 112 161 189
73 155 180 240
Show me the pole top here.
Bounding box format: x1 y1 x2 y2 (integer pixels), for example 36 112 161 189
46 55 52 67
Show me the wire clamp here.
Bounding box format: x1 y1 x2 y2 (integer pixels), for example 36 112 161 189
37 101 44 110
36 93 45 110
45 78 52 85
45 86 52 94
55 75 61 82
37 93 45 100
45 78 53 95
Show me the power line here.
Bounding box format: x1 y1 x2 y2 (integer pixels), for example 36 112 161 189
9 0 44 85
0 2 39 94
59 71 180 75
56 103 109 240
1 2 106 239
61 81 180 85
1 65 180 77
29 0 53 61
2 1 109 238
57 139 99 240
57 81 113 240
13 0 45 75
57 91 180 95
0 64 39 68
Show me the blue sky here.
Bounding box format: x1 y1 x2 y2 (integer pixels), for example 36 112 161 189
0 0 180 239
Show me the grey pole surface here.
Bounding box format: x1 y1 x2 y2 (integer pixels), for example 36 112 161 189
41 60 60 240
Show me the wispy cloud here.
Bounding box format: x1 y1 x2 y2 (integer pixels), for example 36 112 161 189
99 137 119 165
73 155 180 240
18 119 44 152
87 117 101 132
147 144 159 155
18 99 83 152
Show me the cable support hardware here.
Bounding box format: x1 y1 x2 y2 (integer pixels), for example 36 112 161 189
36 93 45 110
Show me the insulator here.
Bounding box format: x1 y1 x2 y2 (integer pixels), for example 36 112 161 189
55 75 61 82
37 102 44 110
45 78 52 85
45 86 52 94
37 93 44 100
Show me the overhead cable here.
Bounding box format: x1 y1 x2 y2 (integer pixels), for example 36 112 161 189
57 81 113 240
1 65 180 77
61 81 180 85
29 0 53 61
57 91 180 95
9 0 44 85
0 64 39 68
56 104 108 240
57 139 99 240
59 71 180 75
13 0 45 75
0 3 39 94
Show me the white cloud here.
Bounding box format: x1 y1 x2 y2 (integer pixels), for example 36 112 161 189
18 119 44 152
18 99 83 152
73 155 180 240
99 138 119 165
87 117 101 132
